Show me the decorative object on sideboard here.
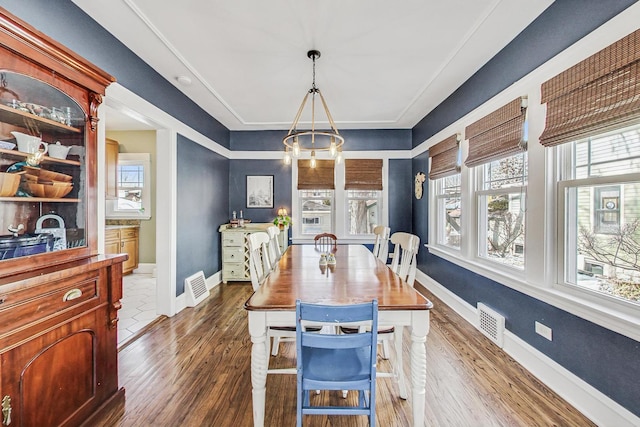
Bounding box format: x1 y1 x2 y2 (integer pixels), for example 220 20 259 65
273 207 291 230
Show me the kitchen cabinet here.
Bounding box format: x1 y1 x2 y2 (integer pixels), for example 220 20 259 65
105 138 119 199
0 9 125 427
105 226 139 275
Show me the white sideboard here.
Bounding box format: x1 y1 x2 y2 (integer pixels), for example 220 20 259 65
218 223 289 283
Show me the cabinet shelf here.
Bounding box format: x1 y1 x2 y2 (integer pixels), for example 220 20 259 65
0 103 82 134
0 148 81 166
0 197 80 202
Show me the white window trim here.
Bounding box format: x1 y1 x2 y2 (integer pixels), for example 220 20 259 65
106 152 152 220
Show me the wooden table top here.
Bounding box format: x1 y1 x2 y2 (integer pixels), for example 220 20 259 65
245 244 433 311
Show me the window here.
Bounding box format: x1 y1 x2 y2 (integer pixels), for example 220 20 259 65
559 125 640 304
434 174 461 248
477 152 527 268
464 97 528 269
106 153 151 219
294 158 387 240
346 190 381 235
429 133 461 249
344 159 383 236
299 190 333 235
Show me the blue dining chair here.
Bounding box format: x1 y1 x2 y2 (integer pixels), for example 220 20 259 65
296 299 378 426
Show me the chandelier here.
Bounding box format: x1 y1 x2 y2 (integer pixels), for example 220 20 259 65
283 50 344 167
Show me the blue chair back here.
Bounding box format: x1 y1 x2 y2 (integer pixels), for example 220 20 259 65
296 299 378 426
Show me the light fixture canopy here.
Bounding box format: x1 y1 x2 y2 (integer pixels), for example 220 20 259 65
283 50 344 166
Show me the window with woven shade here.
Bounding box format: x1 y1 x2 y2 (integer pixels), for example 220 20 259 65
297 159 335 189
464 97 528 168
466 97 528 269
343 159 383 235
539 28 640 147
546 29 640 306
344 159 383 190
428 134 460 180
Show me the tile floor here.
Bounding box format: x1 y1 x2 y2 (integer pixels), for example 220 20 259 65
118 273 158 347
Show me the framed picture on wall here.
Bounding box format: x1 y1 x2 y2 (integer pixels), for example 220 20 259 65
246 175 274 208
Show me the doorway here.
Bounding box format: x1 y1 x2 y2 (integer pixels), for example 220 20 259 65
99 89 176 344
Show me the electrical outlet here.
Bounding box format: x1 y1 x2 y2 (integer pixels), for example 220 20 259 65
535 321 553 341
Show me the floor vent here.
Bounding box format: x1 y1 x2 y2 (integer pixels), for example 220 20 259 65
477 303 505 348
185 271 209 307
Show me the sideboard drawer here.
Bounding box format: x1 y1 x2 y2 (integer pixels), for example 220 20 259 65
0 270 101 336
223 247 244 263
223 263 246 279
222 234 245 247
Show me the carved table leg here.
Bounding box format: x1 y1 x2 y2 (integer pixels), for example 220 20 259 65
248 312 268 427
410 311 430 427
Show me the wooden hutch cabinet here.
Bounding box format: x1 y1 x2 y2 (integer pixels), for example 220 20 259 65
0 8 125 427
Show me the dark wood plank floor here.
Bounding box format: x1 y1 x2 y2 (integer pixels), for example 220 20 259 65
91 281 595 427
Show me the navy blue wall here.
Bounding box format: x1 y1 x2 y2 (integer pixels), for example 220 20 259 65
229 159 292 223
410 0 640 416
388 159 413 234
0 0 230 148
411 152 430 264
176 135 229 295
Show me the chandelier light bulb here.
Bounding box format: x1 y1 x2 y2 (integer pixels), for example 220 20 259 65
310 150 317 168
283 148 291 165
329 137 337 157
293 137 301 157
336 147 343 164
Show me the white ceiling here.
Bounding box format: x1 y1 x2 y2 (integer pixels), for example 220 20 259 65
72 0 553 132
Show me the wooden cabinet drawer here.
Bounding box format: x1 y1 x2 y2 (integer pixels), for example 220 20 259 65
121 228 138 239
0 270 100 336
223 263 246 279
223 246 244 263
222 233 245 247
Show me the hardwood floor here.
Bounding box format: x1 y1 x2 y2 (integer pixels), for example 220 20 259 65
90 281 595 427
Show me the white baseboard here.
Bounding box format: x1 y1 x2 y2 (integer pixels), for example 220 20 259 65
175 271 221 314
206 271 221 291
133 263 156 276
416 270 640 427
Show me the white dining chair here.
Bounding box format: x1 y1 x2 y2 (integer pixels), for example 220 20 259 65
247 232 272 291
389 232 420 287
266 225 282 268
377 231 421 398
372 225 390 263
248 231 302 369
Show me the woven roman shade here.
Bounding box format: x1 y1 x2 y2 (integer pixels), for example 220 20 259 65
297 159 335 189
428 134 460 180
539 29 640 147
344 159 383 190
464 97 527 168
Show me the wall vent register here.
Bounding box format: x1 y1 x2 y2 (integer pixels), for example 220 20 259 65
477 302 505 348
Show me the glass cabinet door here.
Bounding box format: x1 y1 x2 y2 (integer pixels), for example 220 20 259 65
0 70 87 260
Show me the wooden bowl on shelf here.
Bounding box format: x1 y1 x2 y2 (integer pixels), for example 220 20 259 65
22 181 73 198
23 165 73 182
0 172 20 196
